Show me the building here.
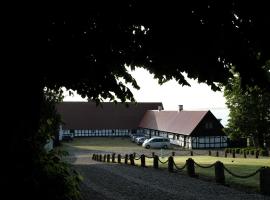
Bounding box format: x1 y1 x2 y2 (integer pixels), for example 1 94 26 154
139 105 227 148
57 102 162 138
57 102 227 149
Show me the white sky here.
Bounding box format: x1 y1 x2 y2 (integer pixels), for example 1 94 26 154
63 67 229 126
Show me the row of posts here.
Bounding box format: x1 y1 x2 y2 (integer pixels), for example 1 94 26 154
210 150 259 159
92 153 270 195
92 153 230 182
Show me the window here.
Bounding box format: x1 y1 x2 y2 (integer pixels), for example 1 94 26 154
205 122 213 129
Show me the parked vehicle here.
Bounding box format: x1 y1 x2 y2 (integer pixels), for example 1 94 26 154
131 133 145 142
135 137 146 145
62 134 73 142
142 137 170 149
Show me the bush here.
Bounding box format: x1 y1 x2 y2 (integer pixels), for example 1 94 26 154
259 149 269 156
35 150 83 200
240 149 245 154
235 148 241 154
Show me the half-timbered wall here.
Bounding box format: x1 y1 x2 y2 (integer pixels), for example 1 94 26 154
139 128 227 149
191 136 227 148
61 129 130 137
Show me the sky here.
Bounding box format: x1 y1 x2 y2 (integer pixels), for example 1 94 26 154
63 67 229 126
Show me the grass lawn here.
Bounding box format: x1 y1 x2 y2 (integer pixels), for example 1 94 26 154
141 156 270 191
62 137 145 152
61 137 178 154
62 137 269 191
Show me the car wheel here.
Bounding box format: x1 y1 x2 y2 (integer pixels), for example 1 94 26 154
163 145 168 149
146 145 150 149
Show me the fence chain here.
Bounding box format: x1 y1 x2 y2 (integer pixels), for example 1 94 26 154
145 155 154 159
223 166 263 178
158 158 169 164
134 155 141 160
194 161 216 169
173 160 187 171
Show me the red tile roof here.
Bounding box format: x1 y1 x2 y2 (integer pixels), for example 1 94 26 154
57 102 163 130
139 110 209 135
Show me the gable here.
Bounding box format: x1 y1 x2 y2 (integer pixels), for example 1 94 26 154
190 111 225 136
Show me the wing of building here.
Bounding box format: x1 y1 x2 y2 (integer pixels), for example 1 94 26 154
57 102 227 149
57 101 163 137
138 109 227 148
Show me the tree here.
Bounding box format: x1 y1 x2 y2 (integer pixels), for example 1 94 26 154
46 1 270 100
38 88 64 147
5 1 270 198
224 71 270 148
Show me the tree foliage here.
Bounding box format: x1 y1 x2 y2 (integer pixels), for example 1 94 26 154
38 88 64 147
47 1 270 103
224 70 270 147
5 1 270 198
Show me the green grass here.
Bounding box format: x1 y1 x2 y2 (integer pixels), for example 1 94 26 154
62 137 143 152
61 137 178 154
62 137 270 191
141 156 270 191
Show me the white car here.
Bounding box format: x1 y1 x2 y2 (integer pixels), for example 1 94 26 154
142 137 170 149
135 137 146 145
131 134 145 142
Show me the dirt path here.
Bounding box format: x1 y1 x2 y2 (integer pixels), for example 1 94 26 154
67 150 270 200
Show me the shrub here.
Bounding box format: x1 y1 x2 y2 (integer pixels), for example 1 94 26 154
35 150 83 200
240 149 245 154
235 148 241 154
259 149 269 156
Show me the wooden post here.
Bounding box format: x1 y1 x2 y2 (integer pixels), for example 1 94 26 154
243 151 247 158
225 151 227 158
168 156 174 173
172 151 175 156
232 150 235 158
216 151 219 157
141 154 146 167
124 154 128 164
107 154 110 162
260 167 270 195
117 154 121 163
186 158 195 177
112 153 115 163
99 154 102 162
215 161 225 184
209 150 211 156
92 154 94 160
153 155 159 169
129 154 135 165
190 150 193 156
103 154 106 162
255 150 259 159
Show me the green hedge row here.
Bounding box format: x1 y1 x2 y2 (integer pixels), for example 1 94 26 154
225 147 269 156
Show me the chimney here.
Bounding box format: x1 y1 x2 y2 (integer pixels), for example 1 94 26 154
178 105 183 112
158 105 163 111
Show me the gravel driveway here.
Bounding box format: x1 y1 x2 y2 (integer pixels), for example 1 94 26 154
66 149 270 200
